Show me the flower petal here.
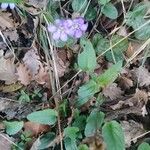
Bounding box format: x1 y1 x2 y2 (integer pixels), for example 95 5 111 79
66 28 75 36
55 19 63 26
52 30 61 40
64 19 73 27
48 24 56 33
1 3 8 9
60 32 68 41
9 3 15 9
74 17 84 24
75 30 82 38
80 23 88 31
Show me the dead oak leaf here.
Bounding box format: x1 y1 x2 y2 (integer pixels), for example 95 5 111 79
0 55 17 84
3 29 19 42
102 83 123 100
121 120 145 148
16 63 32 86
23 48 41 76
134 66 150 86
34 64 49 85
0 133 13 150
0 12 15 29
24 121 50 137
56 56 69 78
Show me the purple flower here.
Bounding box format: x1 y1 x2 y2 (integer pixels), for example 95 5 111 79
67 17 88 38
48 19 69 42
48 17 88 41
1 3 15 10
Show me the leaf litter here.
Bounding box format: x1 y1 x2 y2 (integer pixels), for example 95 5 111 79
0 0 150 150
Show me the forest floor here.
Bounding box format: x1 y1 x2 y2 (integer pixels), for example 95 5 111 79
0 0 150 150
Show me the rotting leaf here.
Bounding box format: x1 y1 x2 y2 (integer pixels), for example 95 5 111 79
24 121 50 137
0 52 17 84
134 66 150 86
16 63 32 86
102 83 123 100
0 83 23 93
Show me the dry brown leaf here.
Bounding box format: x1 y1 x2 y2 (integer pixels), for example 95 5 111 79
102 83 123 100
134 66 150 86
0 12 15 29
24 121 50 137
119 76 133 90
3 29 19 42
56 56 68 77
0 52 17 84
121 120 145 147
126 42 143 58
82 136 105 150
111 88 148 111
27 0 47 8
23 48 41 76
0 83 23 93
0 133 13 150
34 64 49 85
16 63 32 86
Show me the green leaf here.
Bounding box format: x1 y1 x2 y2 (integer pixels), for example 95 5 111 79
0 0 22 3
125 2 150 40
64 127 79 140
138 142 150 150
27 109 58 125
76 79 100 107
97 61 122 87
92 33 109 54
78 144 89 150
132 17 150 40
3 121 23 135
85 109 104 137
78 38 97 72
102 121 125 150
64 127 79 150
38 132 55 149
64 138 78 150
72 115 87 131
85 6 97 21
98 0 111 5
72 0 88 13
102 3 118 19
105 35 128 62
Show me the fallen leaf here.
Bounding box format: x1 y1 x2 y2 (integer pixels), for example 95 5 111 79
134 66 150 86
0 12 15 29
16 63 32 86
27 0 47 8
3 29 19 42
56 56 68 77
102 83 123 100
0 133 13 150
34 64 49 85
111 89 148 110
23 48 41 76
82 136 105 150
24 121 50 137
0 83 23 93
121 120 145 148
118 76 133 90
0 53 17 84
